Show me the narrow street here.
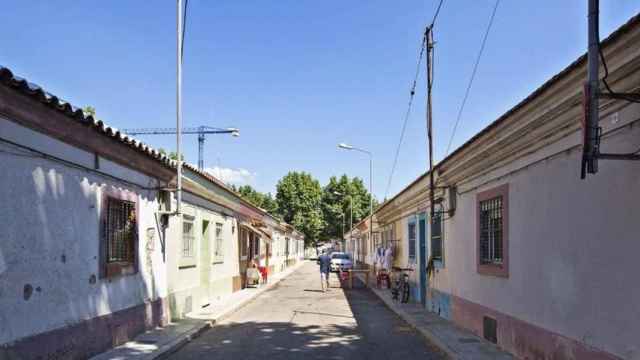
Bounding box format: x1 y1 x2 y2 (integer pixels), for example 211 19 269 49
166 262 445 359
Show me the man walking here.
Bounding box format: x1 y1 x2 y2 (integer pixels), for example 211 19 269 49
318 251 331 292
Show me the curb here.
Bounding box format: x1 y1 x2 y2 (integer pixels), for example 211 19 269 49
93 261 307 360
372 288 458 359
154 261 307 358
154 322 213 360
212 260 307 324
352 274 458 359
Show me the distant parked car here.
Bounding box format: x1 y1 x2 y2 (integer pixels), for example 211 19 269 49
330 252 353 272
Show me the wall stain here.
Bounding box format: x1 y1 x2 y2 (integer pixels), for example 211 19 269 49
23 284 33 301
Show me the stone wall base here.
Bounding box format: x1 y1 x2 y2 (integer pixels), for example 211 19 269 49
0 298 168 360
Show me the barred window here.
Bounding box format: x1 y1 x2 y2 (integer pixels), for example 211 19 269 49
101 195 137 278
105 198 136 263
214 223 224 262
431 210 443 260
182 216 195 258
479 196 503 264
408 221 417 261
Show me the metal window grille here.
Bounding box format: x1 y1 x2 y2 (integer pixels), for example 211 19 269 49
408 222 417 260
182 217 195 258
215 223 223 258
431 212 443 260
105 198 136 263
479 196 503 264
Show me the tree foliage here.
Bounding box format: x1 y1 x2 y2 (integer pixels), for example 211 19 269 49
321 175 378 241
158 148 184 161
275 172 324 247
231 184 278 215
83 106 98 119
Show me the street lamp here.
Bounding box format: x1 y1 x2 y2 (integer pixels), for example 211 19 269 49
338 143 373 266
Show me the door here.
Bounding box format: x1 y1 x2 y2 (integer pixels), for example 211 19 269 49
418 213 427 307
200 220 211 307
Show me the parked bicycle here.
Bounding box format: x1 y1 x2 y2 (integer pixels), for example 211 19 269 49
390 267 413 303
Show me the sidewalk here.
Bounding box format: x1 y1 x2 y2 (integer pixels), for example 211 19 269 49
353 273 514 360
91 261 307 360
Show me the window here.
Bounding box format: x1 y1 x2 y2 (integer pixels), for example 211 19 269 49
381 224 395 248
431 209 443 260
479 197 502 263
477 184 509 277
102 196 137 278
254 235 260 257
408 220 417 261
182 216 195 258
214 223 224 263
285 237 290 256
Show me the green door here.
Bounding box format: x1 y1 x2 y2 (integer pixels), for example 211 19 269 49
200 220 211 307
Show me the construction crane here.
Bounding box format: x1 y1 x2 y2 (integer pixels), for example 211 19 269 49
121 126 239 170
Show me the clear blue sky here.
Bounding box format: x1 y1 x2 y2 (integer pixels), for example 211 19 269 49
2 1 638 200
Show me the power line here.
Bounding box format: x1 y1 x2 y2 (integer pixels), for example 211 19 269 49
181 0 189 61
430 0 445 28
445 0 500 156
384 39 425 200
383 0 446 200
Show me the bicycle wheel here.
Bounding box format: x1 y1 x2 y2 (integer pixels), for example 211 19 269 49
401 281 410 303
391 280 400 301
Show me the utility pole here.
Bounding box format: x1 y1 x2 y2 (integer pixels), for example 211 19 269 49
369 155 373 267
581 0 640 178
582 0 600 178
176 0 183 214
422 26 435 308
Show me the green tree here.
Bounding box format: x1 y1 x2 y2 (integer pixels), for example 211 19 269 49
235 185 279 215
83 106 99 121
275 172 324 246
321 174 378 241
158 148 184 161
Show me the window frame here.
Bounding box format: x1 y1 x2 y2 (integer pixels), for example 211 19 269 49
430 203 444 262
100 189 139 279
213 222 224 263
476 184 509 277
407 218 417 262
179 214 197 268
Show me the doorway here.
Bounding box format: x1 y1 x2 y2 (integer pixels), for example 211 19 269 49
418 213 427 307
200 220 211 308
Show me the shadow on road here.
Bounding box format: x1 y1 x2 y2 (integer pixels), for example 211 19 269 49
166 266 444 359
167 321 363 359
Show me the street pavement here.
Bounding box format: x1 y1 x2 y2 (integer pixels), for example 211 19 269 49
166 261 446 359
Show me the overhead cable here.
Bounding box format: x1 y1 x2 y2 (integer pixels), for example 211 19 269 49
384 39 426 200
444 0 500 156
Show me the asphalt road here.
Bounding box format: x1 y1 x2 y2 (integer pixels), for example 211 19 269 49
166 261 445 360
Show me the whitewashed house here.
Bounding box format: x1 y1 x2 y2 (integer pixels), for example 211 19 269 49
369 14 640 360
0 65 306 359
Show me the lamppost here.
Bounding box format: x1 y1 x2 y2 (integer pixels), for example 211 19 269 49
333 191 352 254
338 143 373 266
